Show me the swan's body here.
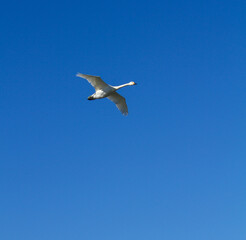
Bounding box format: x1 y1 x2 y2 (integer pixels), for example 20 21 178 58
76 73 137 116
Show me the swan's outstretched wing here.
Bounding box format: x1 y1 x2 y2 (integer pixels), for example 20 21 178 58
107 92 128 116
76 73 109 90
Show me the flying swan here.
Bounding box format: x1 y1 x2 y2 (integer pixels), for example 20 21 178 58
76 73 137 116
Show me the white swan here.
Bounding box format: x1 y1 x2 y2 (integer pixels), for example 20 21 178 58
76 73 137 116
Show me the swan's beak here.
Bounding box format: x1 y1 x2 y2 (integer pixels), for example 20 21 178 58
134 82 137 85
88 96 94 100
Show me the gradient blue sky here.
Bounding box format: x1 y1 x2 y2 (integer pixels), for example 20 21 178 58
1 0 245 239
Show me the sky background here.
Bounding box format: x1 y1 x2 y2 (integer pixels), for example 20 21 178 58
0 0 245 239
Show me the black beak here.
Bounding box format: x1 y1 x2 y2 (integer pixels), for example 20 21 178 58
87 96 94 100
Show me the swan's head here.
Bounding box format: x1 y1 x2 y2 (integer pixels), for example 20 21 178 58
130 81 137 85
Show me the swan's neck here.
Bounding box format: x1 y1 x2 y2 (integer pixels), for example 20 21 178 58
114 83 132 90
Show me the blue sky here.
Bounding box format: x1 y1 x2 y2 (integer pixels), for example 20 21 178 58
0 0 245 239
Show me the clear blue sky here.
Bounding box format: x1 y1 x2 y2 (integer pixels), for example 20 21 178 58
0 0 245 239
